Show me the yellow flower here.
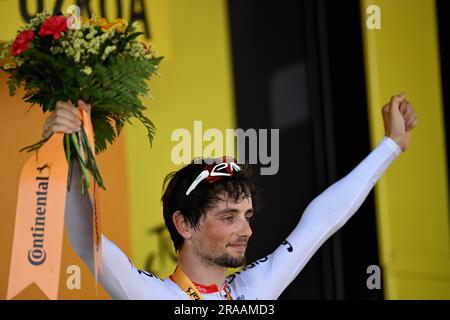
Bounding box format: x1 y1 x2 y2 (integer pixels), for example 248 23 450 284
3 62 18 70
92 17 108 28
101 18 128 33
80 16 90 26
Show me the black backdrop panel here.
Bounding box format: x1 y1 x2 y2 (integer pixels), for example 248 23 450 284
227 0 382 299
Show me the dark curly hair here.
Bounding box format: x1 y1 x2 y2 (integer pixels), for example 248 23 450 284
161 158 261 252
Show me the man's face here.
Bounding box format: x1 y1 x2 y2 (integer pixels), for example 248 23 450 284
191 195 253 268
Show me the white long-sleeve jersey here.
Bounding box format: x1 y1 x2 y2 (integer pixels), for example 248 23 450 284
64 137 401 300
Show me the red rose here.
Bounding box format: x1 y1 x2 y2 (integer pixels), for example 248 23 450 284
39 16 68 39
11 30 35 56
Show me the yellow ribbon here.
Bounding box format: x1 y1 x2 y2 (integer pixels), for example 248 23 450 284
171 265 233 300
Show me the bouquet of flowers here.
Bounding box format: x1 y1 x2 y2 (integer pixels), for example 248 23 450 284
1 10 163 193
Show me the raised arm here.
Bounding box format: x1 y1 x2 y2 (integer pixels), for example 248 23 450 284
228 94 418 299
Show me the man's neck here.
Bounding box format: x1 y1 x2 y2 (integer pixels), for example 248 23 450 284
176 249 227 290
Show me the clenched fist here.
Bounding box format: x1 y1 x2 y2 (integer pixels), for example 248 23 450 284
382 93 418 152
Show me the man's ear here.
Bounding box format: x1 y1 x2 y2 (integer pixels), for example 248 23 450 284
172 211 192 240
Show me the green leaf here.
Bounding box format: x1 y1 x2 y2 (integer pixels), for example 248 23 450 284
9 38 162 154
126 32 144 41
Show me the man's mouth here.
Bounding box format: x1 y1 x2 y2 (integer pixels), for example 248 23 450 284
228 243 247 252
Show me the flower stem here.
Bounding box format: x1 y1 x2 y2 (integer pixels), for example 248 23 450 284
79 126 105 189
65 134 71 162
70 132 90 194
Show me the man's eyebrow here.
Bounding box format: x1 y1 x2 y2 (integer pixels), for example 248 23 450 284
215 208 254 215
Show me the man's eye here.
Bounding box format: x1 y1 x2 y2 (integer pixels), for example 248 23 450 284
223 216 234 222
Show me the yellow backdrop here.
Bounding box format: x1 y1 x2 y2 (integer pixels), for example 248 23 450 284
361 0 450 299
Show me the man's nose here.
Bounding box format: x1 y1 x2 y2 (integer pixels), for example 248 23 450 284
238 218 253 238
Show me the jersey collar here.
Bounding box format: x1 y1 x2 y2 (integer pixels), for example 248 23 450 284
169 275 226 294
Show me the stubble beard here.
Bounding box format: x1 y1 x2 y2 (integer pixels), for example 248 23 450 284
197 247 247 268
